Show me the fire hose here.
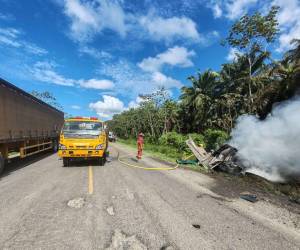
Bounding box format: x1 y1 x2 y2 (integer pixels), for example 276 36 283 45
117 151 194 171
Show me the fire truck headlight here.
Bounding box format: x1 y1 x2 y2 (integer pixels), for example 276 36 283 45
59 144 67 150
95 144 104 150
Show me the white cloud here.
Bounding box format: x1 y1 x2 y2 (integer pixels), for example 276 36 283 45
272 0 300 52
151 71 183 88
225 0 257 20
63 0 127 42
22 42 48 55
0 27 21 47
212 4 223 18
31 61 75 86
78 79 115 89
139 14 200 42
89 95 125 118
128 96 143 109
71 105 81 109
205 0 299 52
138 46 195 72
0 35 21 47
226 48 242 61
99 59 183 99
205 0 257 20
79 46 112 59
61 1 219 46
31 61 114 89
0 27 47 55
99 59 153 96
0 13 14 21
0 27 20 38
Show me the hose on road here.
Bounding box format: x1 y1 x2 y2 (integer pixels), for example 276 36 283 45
117 151 194 171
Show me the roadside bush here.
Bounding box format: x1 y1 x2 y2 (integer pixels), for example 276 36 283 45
203 129 229 151
188 133 206 148
145 134 158 144
158 132 187 152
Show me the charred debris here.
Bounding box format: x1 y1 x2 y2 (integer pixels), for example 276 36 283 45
185 137 299 184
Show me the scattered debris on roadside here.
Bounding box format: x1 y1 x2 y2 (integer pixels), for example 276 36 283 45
107 206 115 216
289 197 300 205
67 197 85 209
240 193 258 203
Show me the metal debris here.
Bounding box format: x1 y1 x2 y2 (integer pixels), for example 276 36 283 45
192 224 201 229
240 193 258 203
289 197 300 205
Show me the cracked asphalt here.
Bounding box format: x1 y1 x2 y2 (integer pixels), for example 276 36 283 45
0 143 299 250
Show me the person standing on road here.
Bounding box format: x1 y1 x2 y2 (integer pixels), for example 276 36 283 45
136 133 144 160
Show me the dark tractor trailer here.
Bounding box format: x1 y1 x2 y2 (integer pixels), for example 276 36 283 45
0 78 64 174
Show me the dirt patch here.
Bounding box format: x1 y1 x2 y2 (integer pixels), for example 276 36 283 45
105 230 147 250
207 172 300 213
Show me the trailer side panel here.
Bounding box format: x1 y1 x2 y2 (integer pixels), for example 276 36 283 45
0 79 64 142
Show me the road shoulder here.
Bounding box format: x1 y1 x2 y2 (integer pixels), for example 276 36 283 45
111 142 300 242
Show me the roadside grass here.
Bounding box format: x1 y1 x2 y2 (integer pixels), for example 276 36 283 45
117 138 182 163
116 138 209 172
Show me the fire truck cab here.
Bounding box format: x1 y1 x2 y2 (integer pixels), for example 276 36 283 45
58 117 108 166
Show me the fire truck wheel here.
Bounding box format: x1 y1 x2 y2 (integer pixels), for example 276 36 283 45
63 158 70 167
98 157 105 166
0 155 4 175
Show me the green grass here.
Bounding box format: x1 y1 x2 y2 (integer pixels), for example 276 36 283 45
117 138 184 163
116 138 211 174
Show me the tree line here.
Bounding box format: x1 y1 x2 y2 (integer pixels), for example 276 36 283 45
108 6 300 143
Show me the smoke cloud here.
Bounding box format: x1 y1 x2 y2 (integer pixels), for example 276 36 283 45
229 97 300 182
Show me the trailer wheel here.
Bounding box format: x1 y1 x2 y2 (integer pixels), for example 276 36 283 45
63 158 69 167
0 155 4 175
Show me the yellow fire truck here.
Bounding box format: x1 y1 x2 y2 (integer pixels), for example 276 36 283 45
58 117 108 166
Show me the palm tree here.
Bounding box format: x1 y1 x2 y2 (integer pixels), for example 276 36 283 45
256 53 300 119
180 70 219 132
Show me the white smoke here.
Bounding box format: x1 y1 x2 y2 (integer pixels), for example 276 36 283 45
229 97 300 182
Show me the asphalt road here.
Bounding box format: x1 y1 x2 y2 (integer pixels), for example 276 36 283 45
0 143 299 250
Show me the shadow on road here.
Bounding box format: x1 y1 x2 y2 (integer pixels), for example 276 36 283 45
66 159 103 167
1 153 112 178
1 152 54 178
65 157 115 167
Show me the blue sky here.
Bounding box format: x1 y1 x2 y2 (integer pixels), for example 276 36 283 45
0 0 299 119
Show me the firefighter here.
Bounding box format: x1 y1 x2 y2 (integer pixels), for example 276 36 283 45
136 132 144 160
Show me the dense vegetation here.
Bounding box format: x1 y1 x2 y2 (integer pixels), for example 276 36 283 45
108 7 300 154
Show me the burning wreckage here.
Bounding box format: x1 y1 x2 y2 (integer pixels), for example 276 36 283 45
186 137 242 174
186 137 300 183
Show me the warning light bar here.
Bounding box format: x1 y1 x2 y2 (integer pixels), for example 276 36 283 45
69 116 99 120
